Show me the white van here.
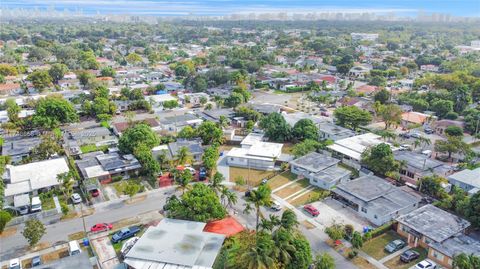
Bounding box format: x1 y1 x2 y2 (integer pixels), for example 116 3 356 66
30 197 42 213
8 258 21 269
68 240 81 256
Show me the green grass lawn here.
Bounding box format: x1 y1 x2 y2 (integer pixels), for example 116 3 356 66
80 144 108 154
384 247 427 269
361 231 403 260
267 171 297 190
111 180 145 196
289 188 330 206
229 167 276 187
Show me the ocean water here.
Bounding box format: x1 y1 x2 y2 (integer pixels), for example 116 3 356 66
1 0 479 17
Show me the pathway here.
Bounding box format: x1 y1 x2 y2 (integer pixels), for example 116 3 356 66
378 246 411 263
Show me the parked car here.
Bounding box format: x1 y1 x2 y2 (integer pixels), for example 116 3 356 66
384 239 406 253
424 127 434 134
410 132 422 139
90 223 113 233
120 237 139 258
71 193 82 204
30 197 42 213
400 249 420 263
112 226 141 243
199 167 207 181
261 178 268 185
31 256 42 267
90 189 100 197
68 240 81 256
414 259 437 269
8 259 21 269
399 132 411 138
270 201 282 211
17 205 29 215
303 204 319 217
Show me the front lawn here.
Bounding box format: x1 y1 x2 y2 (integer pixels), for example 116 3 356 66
361 231 403 260
229 167 276 187
111 180 145 196
267 171 297 190
289 188 330 206
384 247 427 269
80 144 108 154
274 178 309 199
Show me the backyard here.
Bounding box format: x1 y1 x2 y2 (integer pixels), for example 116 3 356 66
361 231 403 260
80 144 109 154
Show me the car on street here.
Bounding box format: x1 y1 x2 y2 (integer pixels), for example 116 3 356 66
410 132 422 139
71 193 82 204
400 249 420 262
90 223 113 233
8 259 21 269
112 226 141 243
400 132 411 138
303 204 319 217
90 189 100 197
385 239 406 253
271 201 282 211
31 256 42 267
414 259 437 269
424 127 434 134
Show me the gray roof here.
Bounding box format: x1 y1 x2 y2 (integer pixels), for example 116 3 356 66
36 252 92 269
396 204 471 242
290 152 339 173
318 122 355 137
309 165 351 183
394 151 449 173
448 168 480 188
169 139 204 156
67 126 113 141
76 152 141 179
429 234 480 257
251 103 281 114
2 136 41 157
199 108 234 122
160 113 200 125
335 175 393 202
125 218 225 268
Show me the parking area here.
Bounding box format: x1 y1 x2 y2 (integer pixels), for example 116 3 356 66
308 198 371 232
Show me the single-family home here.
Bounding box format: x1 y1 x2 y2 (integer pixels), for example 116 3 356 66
0 83 23 96
158 113 203 133
394 151 454 186
76 151 141 183
226 135 284 171
396 204 472 268
289 152 351 189
112 118 161 136
147 94 177 111
332 175 421 226
152 139 204 163
317 122 356 141
447 168 480 195
1 136 42 163
198 108 235 123
401 111 434 126
65 126 117 148
3 158 70 203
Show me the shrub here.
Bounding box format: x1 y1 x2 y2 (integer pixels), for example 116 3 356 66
369 222 394 238
344 224 354 238
0 210 12 233
60 202 69 215
348 250 358 259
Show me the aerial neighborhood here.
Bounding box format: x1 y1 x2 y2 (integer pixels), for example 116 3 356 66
0 7 479 269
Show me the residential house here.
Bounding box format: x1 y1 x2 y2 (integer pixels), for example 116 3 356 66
282 112 324 127
251 103 281 115
1 136 42 163
396 204 472 268
147 94 177 111
124 218 225 269
58 79 81 90
394 151 453 186
355 85 378 95
328 133 399 169
349 65 371 79
158 113 203 133
289 152 351 189
420 64 439 72
152 139 204 163
401 111 434 127
76 151 141 183
332 175 421 226
432 120 464 136
0 83 22 96
3 158 70 203
112 118 161 136
447 168 480 195
226 135 284 171
64 126 118 155
198 108 235 123
178 92 209 105
318 122 356 141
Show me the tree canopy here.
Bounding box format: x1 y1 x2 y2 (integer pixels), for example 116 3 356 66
334 106 372 130
32 95 79 129
118 123 160 153
361 143 399 176
259 112 291 142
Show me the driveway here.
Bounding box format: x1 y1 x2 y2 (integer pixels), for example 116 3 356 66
310 198 371 232
217 150 230 181
90 234 119 269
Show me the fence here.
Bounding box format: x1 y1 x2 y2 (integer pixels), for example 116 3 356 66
7 208 61 227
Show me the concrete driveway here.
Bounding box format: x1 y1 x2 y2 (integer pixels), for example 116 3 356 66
90 234 119 269
310 197 371 232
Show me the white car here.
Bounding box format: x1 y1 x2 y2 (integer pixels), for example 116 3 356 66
9 258 21 269
270 201 282 211
71 193 82 204
414 259 437 269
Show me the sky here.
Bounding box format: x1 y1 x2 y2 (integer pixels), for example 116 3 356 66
1 0 479 17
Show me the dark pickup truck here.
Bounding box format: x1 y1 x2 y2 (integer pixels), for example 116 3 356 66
111 226 140 243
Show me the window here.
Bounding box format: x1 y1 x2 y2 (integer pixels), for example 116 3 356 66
407 171 415 178
433 250 444 260
230 158 234 161
400 169 406 175
424 237 432 244
361 207 367 213
374 215 378 219
402 225 410 233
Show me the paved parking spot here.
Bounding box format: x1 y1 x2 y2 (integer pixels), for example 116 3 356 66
90 235 119 269
310 197 371 231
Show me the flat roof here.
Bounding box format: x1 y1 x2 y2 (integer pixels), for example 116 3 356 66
318 122 355 136
328 133 397 160
448 168 480 188
246 142 283 158
394 151 444 171
241 133 264 146
5 158 70 197
396 204 471 242
125 218 225 268
2 136 41 157
429 234 480 257
84 165 109 178
290 152 339 173
310 165 351 183
335 175 393 202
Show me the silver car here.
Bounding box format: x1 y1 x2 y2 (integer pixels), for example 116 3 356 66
71 193 82 204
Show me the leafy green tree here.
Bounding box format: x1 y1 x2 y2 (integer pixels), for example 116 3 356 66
431 99 453 119
166 183 226 222
351 231 364 249
224 92 245 108
379 104 403 130
417 175 448 199
202 144 220 175
196 121 223 145
48 63 69 84
259 112 291 142
192 75 208 92
281 210 299 231
464 192 480 228
292 139 321 157
119 123 160 153
5 98 20 123
22 218 46 247
28 46 50 61
293 119 319 141
100 67 116 77
334 106 372 130
175 170 193 194
464 109 480 135
163 100 178 109
246 184 272 232
434 135 470 159
134 143 161 177
124 181 141 199
32 95 79 128
77 70 94 89
445 126 464 137
0 64 18 76
57 171 75 201
126 52 143 65
374 88 391 104
177 125 196 139
176 146 192 165
361 143 399 176
175 64 189 77
325 223 345 241
313 253 335 269
0 211 12 233
27 70 52 91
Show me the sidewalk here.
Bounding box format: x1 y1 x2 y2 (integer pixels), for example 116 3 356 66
358 250 390 269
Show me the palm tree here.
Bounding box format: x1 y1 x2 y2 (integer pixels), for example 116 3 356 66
240 235 277 269
280 209 299 230
220 186 237 209
209 172 224 196
176 146 192 165
453 253 480 269
272 228 296 266
156 150 168 170
175 170 192 194
259 215 281 232
313 253 335 269
246 185 272 232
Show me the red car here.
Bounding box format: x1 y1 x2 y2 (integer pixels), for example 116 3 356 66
303 204 319 217
90 223 113 233
90 189 100 197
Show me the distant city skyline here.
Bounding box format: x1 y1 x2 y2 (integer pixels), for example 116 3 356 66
1 0 479 17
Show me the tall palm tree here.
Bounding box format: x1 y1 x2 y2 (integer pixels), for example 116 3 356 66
156 150 168 170
272 228 296 266
246 185 272 232
259 215 281 232
240 235 277 269
453 253 480 269
209 172 224 196
280 209 299 230
176 146 192 165
219 186 237 209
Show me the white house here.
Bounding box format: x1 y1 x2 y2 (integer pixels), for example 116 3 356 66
226 134 283 171
3 158 70 203
447 168 480 195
